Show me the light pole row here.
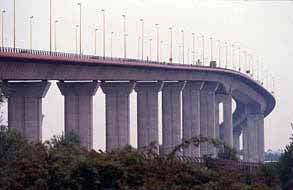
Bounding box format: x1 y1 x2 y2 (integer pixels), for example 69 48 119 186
5 1 262 84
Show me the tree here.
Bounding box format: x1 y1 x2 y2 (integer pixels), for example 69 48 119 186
278 123 293 190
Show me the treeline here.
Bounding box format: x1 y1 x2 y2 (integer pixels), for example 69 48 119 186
0 127 285 190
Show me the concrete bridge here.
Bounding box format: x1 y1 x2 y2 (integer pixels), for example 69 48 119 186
0 47 275 163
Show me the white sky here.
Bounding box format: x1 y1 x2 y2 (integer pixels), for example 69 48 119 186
1 0 293 151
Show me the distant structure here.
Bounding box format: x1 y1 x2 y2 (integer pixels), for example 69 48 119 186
0 47 275 163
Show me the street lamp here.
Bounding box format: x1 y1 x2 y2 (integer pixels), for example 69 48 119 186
160 40 163 62
1 10 6 47
201 34 205 66
225 41 228 68
140 18 144 60
232 44 235 70
181 30 184 64
238 46 241 71
149 38 152 61
155 24 159 62
122 14 126 59
210 37 213 62
138 36 141 59
49 0 52 52
54 20 58 51
169 27 173 63
94 28 98 55
192 33 195 65
13 0 16 48
218 40 221 67
110 32 113 58
29 16 34 50
75 25 79 54
77 2 82 55
101 9 106 58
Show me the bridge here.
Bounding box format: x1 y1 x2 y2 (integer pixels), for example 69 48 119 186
0 46 275 163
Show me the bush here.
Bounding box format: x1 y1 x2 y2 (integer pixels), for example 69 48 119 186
0 130 280 189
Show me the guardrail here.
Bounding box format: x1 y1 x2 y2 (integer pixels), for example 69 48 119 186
140 154 261 173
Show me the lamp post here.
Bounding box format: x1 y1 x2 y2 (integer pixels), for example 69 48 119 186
54 20 58 51
210 37 213 62
122 14 126 59
192 33 195 65
94 28 98 55
201 34 204 65
49 0 52 52
238 46 241 71
232 44 235 70
169 27 173 63
155 24 159 62
138 36 140 59
29 16 34 50
160 40 163 62
110 32 113 58
140 18 144 60
77 3 82 55
218 40 221 67
1 10 6 47
225 41 228 68
13 0 16 48
101 9 106 58
75 25 79 54
149 38 152 61
181 30 184 64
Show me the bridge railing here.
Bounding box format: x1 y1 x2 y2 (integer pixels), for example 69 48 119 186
140 153 261 173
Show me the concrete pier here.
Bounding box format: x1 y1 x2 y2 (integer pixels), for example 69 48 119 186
161 81 186 154
101 81 136 151
57 81 99 150
233 127 242 153
257 114 265 162
6 81 50 142
200 82 219 157
135 81 163 150
243 114 259 162
223 94 233 147
182 81 203 156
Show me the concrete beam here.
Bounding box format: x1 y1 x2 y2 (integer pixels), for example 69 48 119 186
200 82 219 157
57 81 99 150
135 81 164 150
101 81 136 151
182 81 203 157
161 81 186 155
6 81 51 142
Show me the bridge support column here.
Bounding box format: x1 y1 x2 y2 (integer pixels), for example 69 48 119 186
257 114 265 162
6 81 51 142
223 94 233 147
233 127 241 153
243 112 264 163
101 81 136 151
200 82 219 157
57 81 99 150
182 81 203 157
135 81 164 150
161 81 186 154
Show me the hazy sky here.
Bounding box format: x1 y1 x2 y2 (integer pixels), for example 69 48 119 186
1 0 292 151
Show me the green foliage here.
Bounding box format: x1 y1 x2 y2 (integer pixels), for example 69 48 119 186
278 123 293 190
0 130 279 189
0 128 48 190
